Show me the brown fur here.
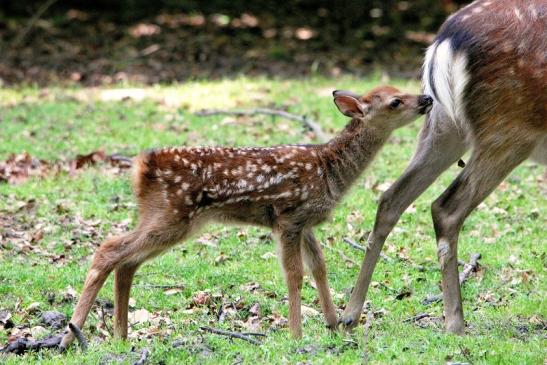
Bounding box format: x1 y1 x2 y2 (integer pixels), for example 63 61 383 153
59 86 432 347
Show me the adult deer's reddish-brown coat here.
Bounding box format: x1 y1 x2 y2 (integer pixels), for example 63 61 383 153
340 0 546 335
60 86 432 348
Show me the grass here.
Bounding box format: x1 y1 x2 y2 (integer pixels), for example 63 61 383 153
0 76 545 364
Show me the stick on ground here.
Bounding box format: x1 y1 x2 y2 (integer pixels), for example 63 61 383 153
403 313 431 323
199 326 263 345
422 253 481 306
320 243 358 266
195 108 329 142
343 237 392 262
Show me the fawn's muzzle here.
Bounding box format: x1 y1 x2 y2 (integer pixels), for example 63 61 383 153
418 95 433 114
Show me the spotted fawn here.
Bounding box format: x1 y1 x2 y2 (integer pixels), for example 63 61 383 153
60 85 433 348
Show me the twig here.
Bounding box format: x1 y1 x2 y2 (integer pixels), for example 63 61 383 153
68 322 88 351
134 284 185 290
403 313 431 323
343 237 366 252
133 348 150 365
240 332 267 337
343 237 391 262
11 0 59 47
422 253 482 306
362 310 374 364
195 108 329 142
320 243 357 266
459 253 481 284
99 303 113 336
199 326 262 345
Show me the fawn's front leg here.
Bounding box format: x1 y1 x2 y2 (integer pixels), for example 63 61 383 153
301 230 337 330
277 228 304 339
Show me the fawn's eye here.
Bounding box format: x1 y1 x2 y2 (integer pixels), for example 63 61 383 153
389 99 402 109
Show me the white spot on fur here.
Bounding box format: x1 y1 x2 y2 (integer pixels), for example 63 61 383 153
176 189 183 196
513 7 522 21
305 163 312 171
181 182 190 191
256 175 265 183
277 191 292 198
184 196 193 205
174 176 182 183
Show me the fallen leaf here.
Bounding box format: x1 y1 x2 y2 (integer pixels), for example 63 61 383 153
261 252 276 260
25 302 41 314
130 308 151 324
164 288 183 296
191 291 211 306
301 305 319 317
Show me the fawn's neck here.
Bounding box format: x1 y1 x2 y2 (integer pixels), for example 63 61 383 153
320 118 389 198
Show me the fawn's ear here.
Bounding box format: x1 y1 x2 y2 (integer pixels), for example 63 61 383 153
333 95 368 118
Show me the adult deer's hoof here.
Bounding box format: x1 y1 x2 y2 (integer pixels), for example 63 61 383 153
337 312 359 332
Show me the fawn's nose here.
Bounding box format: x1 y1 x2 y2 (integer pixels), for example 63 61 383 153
418 95 433 106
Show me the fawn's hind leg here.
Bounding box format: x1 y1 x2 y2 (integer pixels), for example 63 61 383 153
113 263 139 339
60 225 187 349
301 230 337 330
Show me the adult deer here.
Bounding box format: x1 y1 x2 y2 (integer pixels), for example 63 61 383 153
339 0 546 334
59 86 433 348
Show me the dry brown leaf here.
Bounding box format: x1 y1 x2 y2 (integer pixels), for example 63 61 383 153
164 288 183 296
301 305 320 317
191 291 211 306
130 308 151 324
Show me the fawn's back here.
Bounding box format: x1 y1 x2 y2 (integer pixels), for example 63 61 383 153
133 145 333 229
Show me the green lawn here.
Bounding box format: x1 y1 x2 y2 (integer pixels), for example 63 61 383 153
0 77 545 364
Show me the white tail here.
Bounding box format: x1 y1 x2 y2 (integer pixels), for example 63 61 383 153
341 0 546 334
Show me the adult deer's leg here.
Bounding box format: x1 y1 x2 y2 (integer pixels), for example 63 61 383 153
340 108 467 329
277 228 304 339
431 138 536 334
113 263 139 339
301 229 337 330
